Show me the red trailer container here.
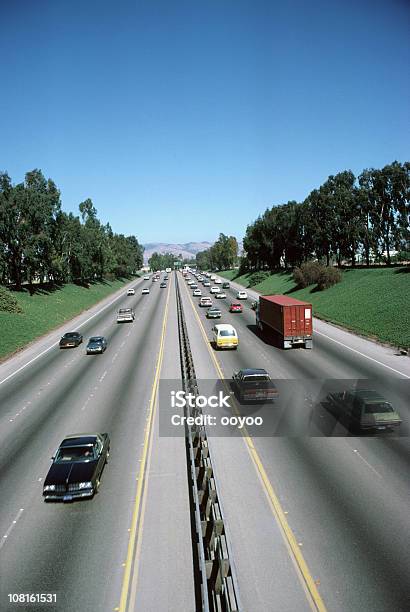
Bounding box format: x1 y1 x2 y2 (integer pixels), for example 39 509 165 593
256 295 313 349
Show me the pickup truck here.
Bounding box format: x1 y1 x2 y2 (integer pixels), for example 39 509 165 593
232 368 278 403
117 308 135 323
325 389 402 433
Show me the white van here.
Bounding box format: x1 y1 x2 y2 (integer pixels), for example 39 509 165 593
212 324 238 350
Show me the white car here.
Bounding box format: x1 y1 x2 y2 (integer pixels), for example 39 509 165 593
236 291 248 300
215 292 226 299
214 278 222 284
187 279 194 285
199 296 212 307
127 288 135 296
210 275 216 281
210 286 221 294
144 275 150 280
142 288 150 294
193 289 202 296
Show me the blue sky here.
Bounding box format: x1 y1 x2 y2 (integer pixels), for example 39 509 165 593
1 0 409 244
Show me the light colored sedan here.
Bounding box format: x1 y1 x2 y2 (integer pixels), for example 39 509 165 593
236 291 248 299
215 292 226 299
210 286 221 294
193 289 202 296
127 288 135 296
214 278 222 284
144 275 150 280
142 288 150 294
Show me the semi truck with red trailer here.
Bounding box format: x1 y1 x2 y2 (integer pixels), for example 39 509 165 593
255 295 313 349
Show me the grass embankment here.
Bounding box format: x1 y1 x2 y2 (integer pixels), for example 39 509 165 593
0 278 134 361
218 268 410 347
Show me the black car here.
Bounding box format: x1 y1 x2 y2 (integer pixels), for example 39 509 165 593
160 282 167 288
222 282 230 289
59 332 83 348
86 336 107 354
232 368 278 402
43 433 110 501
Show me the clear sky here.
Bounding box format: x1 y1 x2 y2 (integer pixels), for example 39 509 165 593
1 0 409 244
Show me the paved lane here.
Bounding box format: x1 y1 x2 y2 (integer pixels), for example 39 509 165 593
179 271 410 612
0 276 194 612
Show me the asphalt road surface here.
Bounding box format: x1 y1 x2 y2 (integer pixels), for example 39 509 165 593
0 271 409 612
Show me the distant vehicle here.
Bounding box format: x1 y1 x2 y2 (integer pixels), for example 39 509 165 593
232 368 278 403
197 276 204 281
214 278 222 284
127 288 135 296
117 308 135 323
215 292 226 299
256 295 313 349
164 276 169 281
236 291 248 300
203 281 211 287
230 303 243 313
43 433 110 501
193 289 202 296
210 275 216 281
212 324 238 350
199 296 212 307
59 332 83 348
152 277 158 282
206 306 221 319
144 275 150 280
86 336 107 354
187 279 194 285
210 286 221 294
142 288 150 294
222 282 230 289
165 267 172 273
160 282 167 288
325 389 402 433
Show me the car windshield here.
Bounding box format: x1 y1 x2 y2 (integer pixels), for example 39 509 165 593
63 333 77 338
364 402 394 414
119 309 131 313
89 337 102 343
220 330 234 337
55 446 95 462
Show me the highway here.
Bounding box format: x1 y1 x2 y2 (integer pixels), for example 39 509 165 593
0 270 409 612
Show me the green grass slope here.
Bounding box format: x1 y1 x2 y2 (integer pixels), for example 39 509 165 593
0 278 133 360
219 267 410 347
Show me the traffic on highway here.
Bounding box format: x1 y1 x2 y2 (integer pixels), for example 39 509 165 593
0 268 409 612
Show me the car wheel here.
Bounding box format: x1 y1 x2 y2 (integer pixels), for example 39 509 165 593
95 478 101 493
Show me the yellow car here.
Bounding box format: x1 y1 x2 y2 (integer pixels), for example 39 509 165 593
212 324 238 350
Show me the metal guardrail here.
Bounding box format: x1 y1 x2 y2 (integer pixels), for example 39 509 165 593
175 274 241 612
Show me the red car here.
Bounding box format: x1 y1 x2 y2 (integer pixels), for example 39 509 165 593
230 303 243 313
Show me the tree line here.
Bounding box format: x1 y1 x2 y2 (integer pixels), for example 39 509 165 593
242 161 410 270
195 233 238 270
0 169 144 289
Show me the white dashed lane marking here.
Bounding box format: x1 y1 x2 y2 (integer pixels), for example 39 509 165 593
0 509 24 551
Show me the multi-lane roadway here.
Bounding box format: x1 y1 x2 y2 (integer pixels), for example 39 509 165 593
0 271 409 612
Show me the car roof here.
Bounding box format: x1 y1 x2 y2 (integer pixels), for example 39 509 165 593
215 324 236 331
89 336 104 341
61 434 101 446
349 389 388 402
240 368 268 376
63 331 80 336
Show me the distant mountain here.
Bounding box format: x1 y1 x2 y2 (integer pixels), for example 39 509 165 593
142 241 213 263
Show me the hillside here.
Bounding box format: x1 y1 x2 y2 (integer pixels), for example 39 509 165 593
142 241 213 263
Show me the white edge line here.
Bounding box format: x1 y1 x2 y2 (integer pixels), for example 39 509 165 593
315 331 410 379
0 279 141 387
0 508 24 551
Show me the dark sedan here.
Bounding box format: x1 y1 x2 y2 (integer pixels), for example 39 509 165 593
86 336 107 354
59 332 83 348
43 433 110 501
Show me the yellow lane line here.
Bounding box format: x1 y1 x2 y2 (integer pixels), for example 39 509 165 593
117 278 171 612
181 277 327 612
